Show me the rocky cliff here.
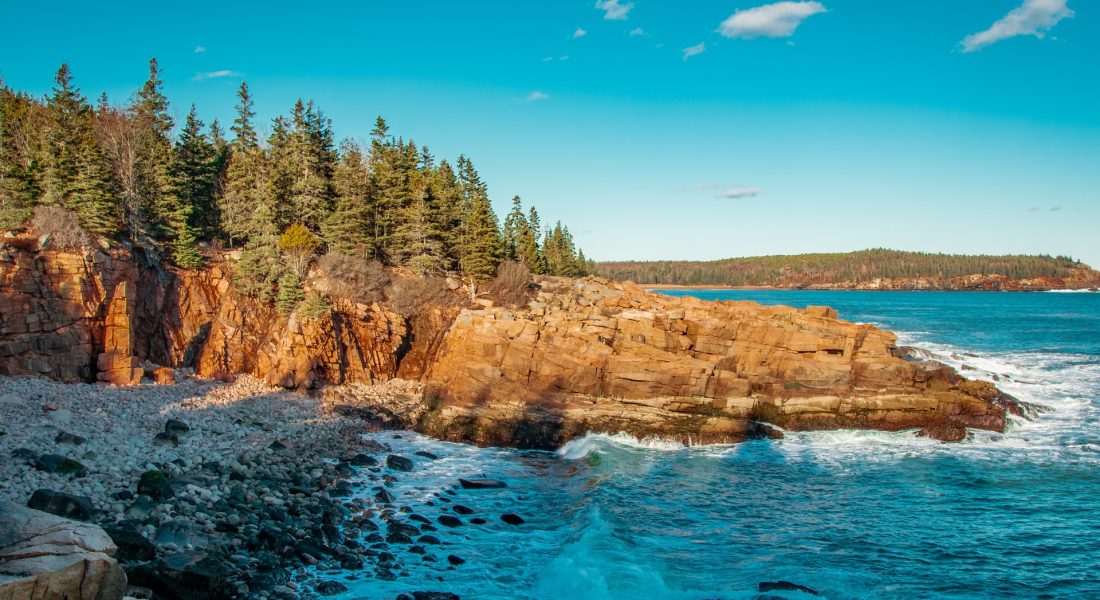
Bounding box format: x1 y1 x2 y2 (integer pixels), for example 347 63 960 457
1 243 1021 449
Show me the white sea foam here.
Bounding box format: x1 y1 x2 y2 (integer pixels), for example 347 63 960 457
557 433 689 459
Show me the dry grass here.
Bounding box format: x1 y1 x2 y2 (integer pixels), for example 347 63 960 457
485 260 535 308
30 206 94 251
315 253 390 304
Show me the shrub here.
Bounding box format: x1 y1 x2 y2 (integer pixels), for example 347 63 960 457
485 260 534 308
300 293 331 320
30 206 94 251
388 275 452 317
316 252 390 304
278 224 319 277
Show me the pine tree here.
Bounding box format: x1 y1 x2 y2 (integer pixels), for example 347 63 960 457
323 140 372 254
502 196 524 261
456 157 501 281
219 82 262 246
366 117 408 260
69 131 118 237
428 159 462 271
287 100 335 234
170 105 215 267
393 171 445 274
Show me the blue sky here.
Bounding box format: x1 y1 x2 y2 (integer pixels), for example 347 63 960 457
2 1 1098 265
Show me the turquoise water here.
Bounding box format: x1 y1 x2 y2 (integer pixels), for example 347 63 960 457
340 291 1100 599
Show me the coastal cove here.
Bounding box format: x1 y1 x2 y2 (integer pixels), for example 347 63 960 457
331 289 1100 599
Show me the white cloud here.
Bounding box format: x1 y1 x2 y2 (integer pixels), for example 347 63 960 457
192 70 242 81
682 43 706 60
720 186 762 199
629 27 647 37
525 91 550 102
193 45 206 54
573 27 588 39
690 183 721 191
719 1 826 39
596 0 634 20
960 0 1073 53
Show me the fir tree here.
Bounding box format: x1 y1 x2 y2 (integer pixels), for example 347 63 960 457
170 105 215 267
130 58 177 255
0 86 39 230
69 131 118 237
43 65 86 208
393 172 445 274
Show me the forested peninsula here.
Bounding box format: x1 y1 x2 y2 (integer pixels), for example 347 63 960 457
597 249 1100 290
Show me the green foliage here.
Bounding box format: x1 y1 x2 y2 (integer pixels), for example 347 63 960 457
278 223 319 251
300 293 331 320
276 272 306 315
596 249 1090 286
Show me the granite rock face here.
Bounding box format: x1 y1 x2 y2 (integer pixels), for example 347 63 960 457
418 277 1017 447
0 245 406 389
0 502 126 600
0 244 1019 449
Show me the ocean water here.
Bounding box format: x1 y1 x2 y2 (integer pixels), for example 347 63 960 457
339 291 1100 599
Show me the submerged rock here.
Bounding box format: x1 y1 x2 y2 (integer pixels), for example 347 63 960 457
458 478 507 490
758 581 820 596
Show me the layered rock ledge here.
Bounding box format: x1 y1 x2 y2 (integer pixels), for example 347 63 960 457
0 245 1021 449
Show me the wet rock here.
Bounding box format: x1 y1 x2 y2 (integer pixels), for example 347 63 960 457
316 580 349 596
437 515 462 528
54 431 86 445
447 554 465 566
417 535 441 545
26 489 96 521
387 532 414 544
375 488 396 504
469 518 487 525
500 513 525 525
350 453 378 467
758 581 820 596
414 450 439 460
918 425 969 442
397 592 462 600
386 454 414 472
34 454 87 477
452 505 475 515
458 478 506 489
128 551 232 600
138 470 174 500
103 521 158 562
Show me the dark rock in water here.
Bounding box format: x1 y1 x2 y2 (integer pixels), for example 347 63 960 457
34 454 87 477
386 454 414 471
153 431 179 447
366 533 384 543
918 425 968 442
164 419 190 434
452 505 475 515
104 522 158 562
316 580 349 596
388 520 421 536
758 581 820 596
409 513 432 524
27 489 95 521
458 478 506 489
249 568 291 592
417 535 441 545
447 554 465 566
387 532 414 544
415 450 439 460
330 479 353 497
469 518 487 525
350 453 378 467
375 488 396 504
127 551 232 600
339 553 364 569
54 431 86 445
437 515 462 528
408 544 427 555
295 539 335 559
500 513 525 526
138 470 174 500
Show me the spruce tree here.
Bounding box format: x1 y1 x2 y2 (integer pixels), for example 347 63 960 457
288 100 335 234
456 157 501 282
69 131 118 237
130 58 177 255
323 140 372 254
393 171 445 274
170 105 215 267
43 65 86 208
428 159 462 271
0 86 38 230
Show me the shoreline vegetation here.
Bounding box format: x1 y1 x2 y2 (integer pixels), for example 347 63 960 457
599 249 1100 291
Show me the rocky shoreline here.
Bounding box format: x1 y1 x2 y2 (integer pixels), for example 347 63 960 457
0 374 483 600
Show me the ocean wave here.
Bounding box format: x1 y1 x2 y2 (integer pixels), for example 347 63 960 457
557 433 691 459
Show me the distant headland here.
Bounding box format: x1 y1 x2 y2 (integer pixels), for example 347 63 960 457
597 249 1100 291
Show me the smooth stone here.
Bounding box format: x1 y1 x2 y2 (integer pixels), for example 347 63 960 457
500 513 525 526
26 489 96 521
458 478 506 489
386 455 414 472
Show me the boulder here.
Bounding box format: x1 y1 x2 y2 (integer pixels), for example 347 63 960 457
137 470 173 500
458 478 507 490
26 489 96 522
125 551 231 600
34 454 88 477
0 502 126 600
386 455 414 472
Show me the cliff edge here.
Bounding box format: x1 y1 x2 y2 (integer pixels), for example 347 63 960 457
0 244 1021 449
